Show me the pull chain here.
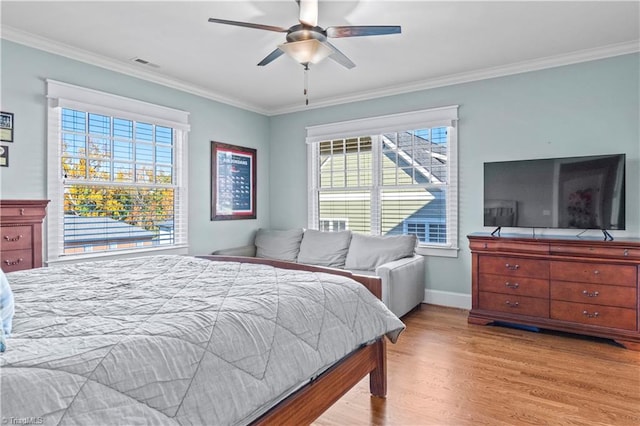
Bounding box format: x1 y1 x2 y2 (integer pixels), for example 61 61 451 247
303 64 309 106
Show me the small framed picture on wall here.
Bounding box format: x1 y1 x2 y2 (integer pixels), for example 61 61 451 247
211 141 257 220
0 111 14 142
0 145 9 167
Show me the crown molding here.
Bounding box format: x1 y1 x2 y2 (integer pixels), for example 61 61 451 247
270 40 640 115
2 25 638 117
1 26 270 115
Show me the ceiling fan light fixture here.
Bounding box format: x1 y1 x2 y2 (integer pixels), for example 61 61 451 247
278 39 333 65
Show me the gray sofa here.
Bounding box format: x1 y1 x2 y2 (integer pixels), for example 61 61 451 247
212 228 425 318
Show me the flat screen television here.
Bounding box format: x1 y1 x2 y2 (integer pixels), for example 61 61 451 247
483 154 626 233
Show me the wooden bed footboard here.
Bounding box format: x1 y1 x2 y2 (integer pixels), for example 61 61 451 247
252 338 387 425
197 255 387 425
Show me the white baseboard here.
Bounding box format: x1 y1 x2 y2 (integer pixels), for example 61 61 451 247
424 289 472 310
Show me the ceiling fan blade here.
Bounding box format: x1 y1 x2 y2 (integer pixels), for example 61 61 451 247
208 18 288 33
298 0 318 27
326 26 402 38
257 48 285 66
325 42 355 69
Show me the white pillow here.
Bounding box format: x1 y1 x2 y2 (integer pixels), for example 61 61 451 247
255 228 304 262
1 269 15 338
297 230 352 268
344 234 417 271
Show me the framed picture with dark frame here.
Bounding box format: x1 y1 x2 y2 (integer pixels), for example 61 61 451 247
211 141 257 220
1 111 14 142
0 145 8 167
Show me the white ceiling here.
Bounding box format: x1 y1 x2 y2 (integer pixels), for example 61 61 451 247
2 1 639 115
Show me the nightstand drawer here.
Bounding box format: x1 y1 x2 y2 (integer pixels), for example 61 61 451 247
479 256 549 279
1 225 33 250
0 206 47 219
479 292 549 318
550 261 636 287
551 281 637 308
479 274 549 298
551 301 637 331
1 249 34 272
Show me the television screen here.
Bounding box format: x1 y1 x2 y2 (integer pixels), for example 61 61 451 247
484 154 625 230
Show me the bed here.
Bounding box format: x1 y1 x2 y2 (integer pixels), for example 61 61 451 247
0 254 404 425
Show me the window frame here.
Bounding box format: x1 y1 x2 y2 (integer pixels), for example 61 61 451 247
46 79 190 264
307 106 459 258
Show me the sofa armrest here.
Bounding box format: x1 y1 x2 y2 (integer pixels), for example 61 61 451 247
375 255 426 317
211 245 257 257
376 255 424 272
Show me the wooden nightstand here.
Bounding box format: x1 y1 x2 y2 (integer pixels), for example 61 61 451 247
0 200 49 272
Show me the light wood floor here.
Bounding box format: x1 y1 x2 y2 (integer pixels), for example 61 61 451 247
314 305 640 426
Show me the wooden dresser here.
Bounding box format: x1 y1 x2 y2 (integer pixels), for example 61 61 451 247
468 233 640 350
0 200 49 272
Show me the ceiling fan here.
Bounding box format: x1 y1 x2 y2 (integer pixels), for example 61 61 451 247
208 0 401 69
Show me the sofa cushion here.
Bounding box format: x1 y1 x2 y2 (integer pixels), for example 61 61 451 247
345 234 417 271
297 230 352 268
255 228 304 262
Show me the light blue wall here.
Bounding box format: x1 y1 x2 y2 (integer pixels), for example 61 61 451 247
269 54 640 296
0 40 270 257
2 39 638 299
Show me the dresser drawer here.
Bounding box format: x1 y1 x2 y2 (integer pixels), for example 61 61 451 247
550 244 640 260
479 274 549 298
1 225 33 250
479 292 549 318
551 301 637 331
0 205 47 221
550 261 636 287
551 281 637 309
479 256 549 279
470 239 549 254
1 249 33 272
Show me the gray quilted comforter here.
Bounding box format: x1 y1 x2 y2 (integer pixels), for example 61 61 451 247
0 255 404 425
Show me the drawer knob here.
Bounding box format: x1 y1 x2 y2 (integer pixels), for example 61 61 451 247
505 300 519 308
505 282 520 289
593 270 600 275
582 310 599 319
3 234 23 242
505 263 520 271
4 258 23 266
623 249 629 257
582 290 599 298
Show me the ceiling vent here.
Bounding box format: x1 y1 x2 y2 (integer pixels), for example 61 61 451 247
131 57 160 68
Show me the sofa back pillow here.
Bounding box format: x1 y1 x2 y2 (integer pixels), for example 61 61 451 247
345 234 417 271
255 228 304 262
297 230 352 268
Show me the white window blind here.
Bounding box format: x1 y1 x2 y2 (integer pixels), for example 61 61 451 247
305 106 458 143
307 106 459 256
47 80 190 262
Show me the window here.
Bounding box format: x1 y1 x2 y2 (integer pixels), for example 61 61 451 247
428 223 447 244
307 106 458 257
405 221 427 242
47 80 190 262
319 218 348 232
